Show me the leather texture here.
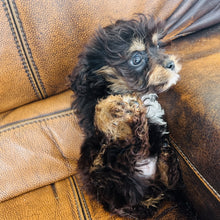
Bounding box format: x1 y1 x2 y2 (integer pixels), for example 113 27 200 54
160 25 220 219
0 176 189 220
0 91 84 201
0 0 220 219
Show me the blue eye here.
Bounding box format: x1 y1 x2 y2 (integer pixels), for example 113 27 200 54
132 53 142 65
129 51 148 69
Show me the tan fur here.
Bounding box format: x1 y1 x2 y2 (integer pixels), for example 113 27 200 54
142 193 164 208
95 66 131 93
148 65 172 85
90 144 107 172
148 55 181 93
152 33 158 45
94 94 145 141
129 39 145 53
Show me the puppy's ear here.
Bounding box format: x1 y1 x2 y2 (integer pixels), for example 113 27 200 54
69 52 108 95
69 62 89 96
69 57 108 137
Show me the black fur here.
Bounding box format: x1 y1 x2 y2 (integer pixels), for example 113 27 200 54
69 15 183 219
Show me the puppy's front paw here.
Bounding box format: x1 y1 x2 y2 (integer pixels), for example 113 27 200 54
94 94 145 140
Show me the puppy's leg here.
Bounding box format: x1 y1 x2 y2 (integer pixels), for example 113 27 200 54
88 168 157 219
158 145 180 189
77 135 102 182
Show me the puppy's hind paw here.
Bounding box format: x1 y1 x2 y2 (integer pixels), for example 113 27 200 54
142 193 164 208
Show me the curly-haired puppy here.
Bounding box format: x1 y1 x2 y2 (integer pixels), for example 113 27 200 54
69 15 182 218
78 94 180 219
69 15 181 138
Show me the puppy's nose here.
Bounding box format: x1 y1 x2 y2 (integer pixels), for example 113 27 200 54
165 61 175 70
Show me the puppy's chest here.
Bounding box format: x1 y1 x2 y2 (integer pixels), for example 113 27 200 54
135 94 167 180
135 157 158 179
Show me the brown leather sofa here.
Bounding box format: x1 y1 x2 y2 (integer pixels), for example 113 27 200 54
0 0 219 219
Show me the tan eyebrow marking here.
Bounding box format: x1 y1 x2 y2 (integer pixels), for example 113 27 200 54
129 39 145 53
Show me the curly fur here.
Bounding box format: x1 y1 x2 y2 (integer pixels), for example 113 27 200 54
78 94 180 219
69 15 182 219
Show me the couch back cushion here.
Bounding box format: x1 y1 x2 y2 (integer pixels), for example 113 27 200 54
1 0 219 113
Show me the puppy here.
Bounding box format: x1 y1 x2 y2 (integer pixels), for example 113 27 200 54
69 15 182 218
69 14 181 138
78 93 180 219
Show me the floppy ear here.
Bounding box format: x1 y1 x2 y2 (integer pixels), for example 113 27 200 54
69 62 90 97
69 59 108 137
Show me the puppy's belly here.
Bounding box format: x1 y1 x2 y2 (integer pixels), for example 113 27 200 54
135 157 157 179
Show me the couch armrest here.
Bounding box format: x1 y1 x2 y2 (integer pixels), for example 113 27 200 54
160 24 220 220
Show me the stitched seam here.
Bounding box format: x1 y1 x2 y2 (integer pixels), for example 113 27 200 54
10 0 48 99
69 177 83 220
72 176 87 220
71 176 88 220
73 176 92 220
170 137 220 202
2 0 47 99
0 109 75 134
1 0 40 99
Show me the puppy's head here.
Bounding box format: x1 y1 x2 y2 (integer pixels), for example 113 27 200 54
88 14 181 95
70 15 181 136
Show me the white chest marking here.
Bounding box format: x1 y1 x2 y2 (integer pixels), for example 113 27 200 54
136 157 158 179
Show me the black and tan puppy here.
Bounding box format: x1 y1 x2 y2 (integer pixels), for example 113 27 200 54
69 15 182 218
69 14 181 137
78 94 180 219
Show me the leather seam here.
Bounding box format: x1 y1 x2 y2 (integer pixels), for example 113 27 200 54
72 176 88 220
73 176 92 220
2 0 47 99
1 0 40 98
10 0 47 99
69 177 83 220
170 137 220 202
0 109 75 134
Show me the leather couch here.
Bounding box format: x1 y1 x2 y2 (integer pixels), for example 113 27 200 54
0 0 219 219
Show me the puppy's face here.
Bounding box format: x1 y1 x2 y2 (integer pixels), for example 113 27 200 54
93 16 181 95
